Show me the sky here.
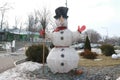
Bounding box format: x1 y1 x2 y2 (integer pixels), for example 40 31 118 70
0 0 120 37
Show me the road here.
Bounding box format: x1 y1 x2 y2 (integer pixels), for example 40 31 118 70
0 50 26 73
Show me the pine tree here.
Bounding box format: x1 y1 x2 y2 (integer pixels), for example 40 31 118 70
84 36 91 51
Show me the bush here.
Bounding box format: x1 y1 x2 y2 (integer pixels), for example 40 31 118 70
80 49 98 59
25 44 49 63
100 44 115 56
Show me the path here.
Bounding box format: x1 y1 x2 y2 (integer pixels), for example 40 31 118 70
0 57 15 73
0 50 26 73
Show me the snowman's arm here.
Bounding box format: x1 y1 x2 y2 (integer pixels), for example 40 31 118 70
72 31 84 43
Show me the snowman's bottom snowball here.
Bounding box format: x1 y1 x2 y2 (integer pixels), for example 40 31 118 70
47 47 79 73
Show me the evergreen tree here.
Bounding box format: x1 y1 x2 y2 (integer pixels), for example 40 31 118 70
84 36 91 51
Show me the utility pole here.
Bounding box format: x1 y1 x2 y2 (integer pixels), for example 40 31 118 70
65 0 67 7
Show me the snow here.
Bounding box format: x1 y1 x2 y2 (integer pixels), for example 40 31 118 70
77 48 102 54
16 61 42 72
111 54 118 59
115 50 120 54
91 48 102 54
0 61 42 80
117 77 120 80
0 48 120 80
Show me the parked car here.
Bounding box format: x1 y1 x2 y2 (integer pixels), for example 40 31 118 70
91 43 101 48
71 43 84 50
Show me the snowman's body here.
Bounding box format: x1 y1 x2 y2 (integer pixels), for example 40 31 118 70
46 6 84 73
47 29 81 73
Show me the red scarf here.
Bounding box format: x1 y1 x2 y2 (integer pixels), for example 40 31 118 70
53 26 67 32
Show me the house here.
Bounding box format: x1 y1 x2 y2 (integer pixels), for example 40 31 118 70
0 29 6 41
0 28 40 42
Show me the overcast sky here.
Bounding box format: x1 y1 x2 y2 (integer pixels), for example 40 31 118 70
0 0 120 37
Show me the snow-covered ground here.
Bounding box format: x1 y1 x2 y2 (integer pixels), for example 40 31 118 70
0 48 120 80
0 61 120 80
0 61 43 80
77 48 102 54
77 48 120 54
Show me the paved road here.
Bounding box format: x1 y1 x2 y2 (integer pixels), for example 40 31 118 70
0 41 37 73
0 50 26 73
0 57 15 73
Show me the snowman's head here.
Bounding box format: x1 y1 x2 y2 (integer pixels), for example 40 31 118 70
55 16 68 27
54 7 68 27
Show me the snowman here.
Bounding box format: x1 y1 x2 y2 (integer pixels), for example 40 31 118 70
46 7 86 73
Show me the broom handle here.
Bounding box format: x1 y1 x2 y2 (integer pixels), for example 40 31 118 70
43 39 45 74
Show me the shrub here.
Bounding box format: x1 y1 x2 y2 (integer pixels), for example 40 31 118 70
100 44 115 56
25 44 49 63
84 36 91 51
80 49 98 59
80 36 97 59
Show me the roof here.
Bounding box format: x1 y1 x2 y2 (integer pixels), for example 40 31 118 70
9 28 39 35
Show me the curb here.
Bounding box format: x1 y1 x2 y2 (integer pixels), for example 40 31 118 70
14 59 27 66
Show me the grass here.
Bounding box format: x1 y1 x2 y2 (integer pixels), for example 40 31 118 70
78 54 120 67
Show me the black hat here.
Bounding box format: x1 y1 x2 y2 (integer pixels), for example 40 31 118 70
54 7 68 19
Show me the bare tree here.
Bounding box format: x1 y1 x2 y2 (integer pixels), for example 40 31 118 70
37 8 51 38
37 8 50 29
0 2 12 29
26 7 52 42
85 29 101 43
28 15 34 31
13 17 20 29
106 36 120 45
27 14 35 41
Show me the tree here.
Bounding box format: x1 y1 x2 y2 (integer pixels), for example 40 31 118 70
37 8 51 38
105 36 120 45
27 14 36 41
26 8 51 41
0 2 12 29
80 35 98 59
0 3 12 41
85 29 101 43
13 17 20 29
84 35 91 51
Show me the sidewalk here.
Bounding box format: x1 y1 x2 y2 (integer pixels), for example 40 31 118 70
0 57 15 73
0 50 26 73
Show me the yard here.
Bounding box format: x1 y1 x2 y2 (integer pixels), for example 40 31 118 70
79 54 120 67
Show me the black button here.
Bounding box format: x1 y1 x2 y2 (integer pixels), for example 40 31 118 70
61 54 64 58
61 37 64 40
61 48 64 51
61 63 64 66
60 31 64 34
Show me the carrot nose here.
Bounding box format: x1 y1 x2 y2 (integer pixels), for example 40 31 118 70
59 16 64 23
